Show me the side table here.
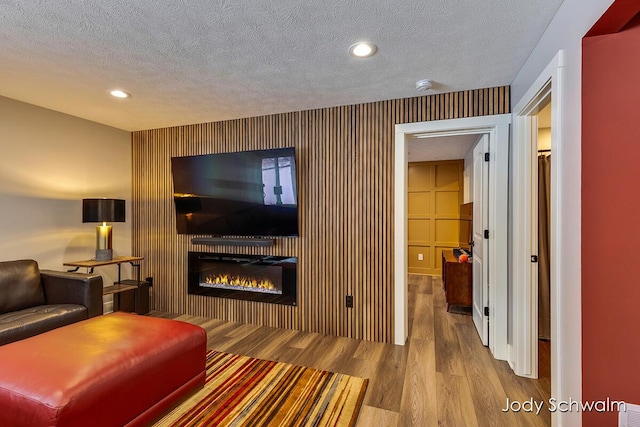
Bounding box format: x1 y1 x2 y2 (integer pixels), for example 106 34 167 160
441 249 472 313
63 256 149 314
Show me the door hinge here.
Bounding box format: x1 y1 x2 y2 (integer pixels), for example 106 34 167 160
531 255 538 263
484 306 489 316
484 153 490 162
484 229 489 239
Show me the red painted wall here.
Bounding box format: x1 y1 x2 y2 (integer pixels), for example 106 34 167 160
582 11 640 427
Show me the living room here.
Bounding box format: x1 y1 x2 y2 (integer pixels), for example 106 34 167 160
1 0 638 426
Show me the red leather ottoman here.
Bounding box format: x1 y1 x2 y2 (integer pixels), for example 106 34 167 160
0 312 206 427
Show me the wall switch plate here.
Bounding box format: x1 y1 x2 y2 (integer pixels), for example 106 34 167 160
346 295 353 308
418 253 423 261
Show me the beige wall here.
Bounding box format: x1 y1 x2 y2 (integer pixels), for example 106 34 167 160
0 95 132 293
537 127 551 151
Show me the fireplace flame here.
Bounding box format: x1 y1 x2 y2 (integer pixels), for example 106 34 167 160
204 274 277 291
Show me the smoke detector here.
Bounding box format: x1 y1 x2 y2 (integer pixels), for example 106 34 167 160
415 79 434 92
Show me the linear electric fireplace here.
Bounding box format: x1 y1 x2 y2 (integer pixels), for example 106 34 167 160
188 252 297 305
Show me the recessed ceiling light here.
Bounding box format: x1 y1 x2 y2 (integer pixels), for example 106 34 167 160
349 42 378 58
110 90 131 98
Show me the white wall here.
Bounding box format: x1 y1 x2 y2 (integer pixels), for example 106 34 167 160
0 95 132 308
463 145 474 203
509 0 613 425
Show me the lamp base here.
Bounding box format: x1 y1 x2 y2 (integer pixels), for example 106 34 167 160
95 249 113 261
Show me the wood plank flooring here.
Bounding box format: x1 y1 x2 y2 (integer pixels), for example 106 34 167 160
150 274 551 426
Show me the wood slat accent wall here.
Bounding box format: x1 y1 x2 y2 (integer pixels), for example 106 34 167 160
132 86 510 343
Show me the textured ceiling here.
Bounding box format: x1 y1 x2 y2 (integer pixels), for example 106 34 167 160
408 134 480 162
0 0 563 131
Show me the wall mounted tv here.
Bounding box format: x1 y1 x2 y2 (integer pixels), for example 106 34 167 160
171 147 298 237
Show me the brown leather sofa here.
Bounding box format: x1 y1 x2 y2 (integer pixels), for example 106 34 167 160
0 259 103 346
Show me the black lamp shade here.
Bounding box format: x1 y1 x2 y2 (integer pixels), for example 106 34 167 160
82 199 125 223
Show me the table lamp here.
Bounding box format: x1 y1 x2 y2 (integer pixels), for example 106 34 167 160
82 198 125 261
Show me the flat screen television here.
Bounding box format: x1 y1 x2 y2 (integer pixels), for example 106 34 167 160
171 147 298 237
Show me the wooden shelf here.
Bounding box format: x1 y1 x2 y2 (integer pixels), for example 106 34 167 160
63 256 143 269
62 255 148 314
103 284 139 296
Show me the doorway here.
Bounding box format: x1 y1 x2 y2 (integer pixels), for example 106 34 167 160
512 54 565 427
394 115 510 361
405 135 489 345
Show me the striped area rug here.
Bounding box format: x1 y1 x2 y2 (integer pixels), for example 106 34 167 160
154 350 368 427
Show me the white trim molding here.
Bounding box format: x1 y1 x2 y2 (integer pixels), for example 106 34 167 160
393 128 409 345
512 50 569 427
394 115 511 361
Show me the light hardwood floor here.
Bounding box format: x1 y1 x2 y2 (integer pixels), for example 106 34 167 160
150 274 551 426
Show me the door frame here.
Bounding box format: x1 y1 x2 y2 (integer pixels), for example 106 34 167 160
394 115 510 361
511 51 564 407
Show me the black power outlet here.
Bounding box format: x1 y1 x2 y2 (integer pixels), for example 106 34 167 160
346 295 353 308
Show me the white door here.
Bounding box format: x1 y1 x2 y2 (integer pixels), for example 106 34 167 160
472 134 489 345
530 117 540 369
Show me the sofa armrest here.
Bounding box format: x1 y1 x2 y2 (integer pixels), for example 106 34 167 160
40 270 104 318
